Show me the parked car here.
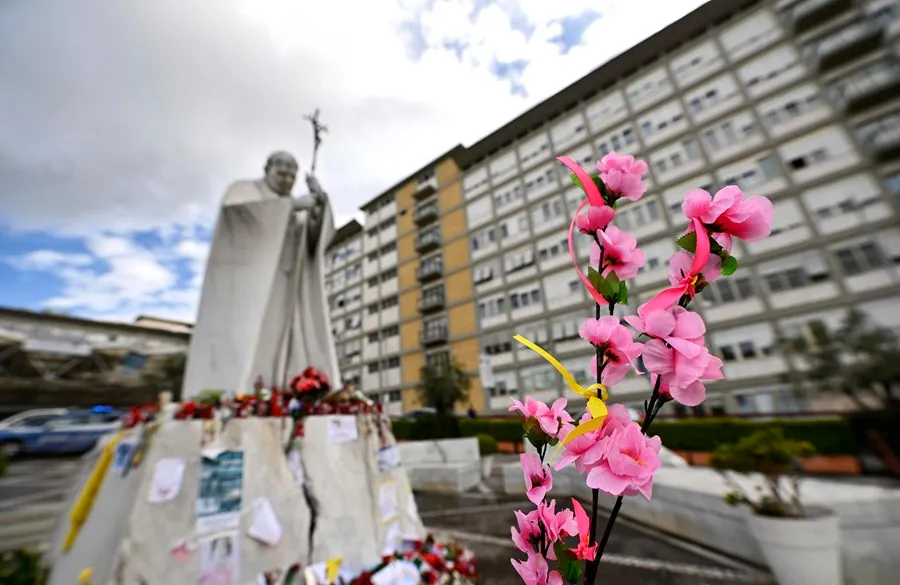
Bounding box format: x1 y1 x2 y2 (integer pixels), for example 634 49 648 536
400 407 437 419
0 406 123 458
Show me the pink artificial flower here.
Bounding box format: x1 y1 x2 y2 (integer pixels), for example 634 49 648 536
580 316 643 385
596 152 649 201
590 226 646 281
555 405 632 472
569 498 598 561
521 453 553 505
625 306 707 362
668 250 722 291
682 186 773 242
537 500 577 542
576 205 615 234
586 422 662 499
511 508 541 554
509 397 573 438
511 552 563 585
640 340 724 407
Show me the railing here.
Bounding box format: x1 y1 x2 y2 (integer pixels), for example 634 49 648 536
420 326 449 345
415 231 442 253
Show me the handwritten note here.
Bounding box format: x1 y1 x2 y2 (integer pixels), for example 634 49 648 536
377 445 401 472
327 416 358 444
148 458 185 503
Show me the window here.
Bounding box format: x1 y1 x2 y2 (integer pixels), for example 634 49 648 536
382 325 399 338
367 277 378 288
703 276 756 306
367 362 380 373
380 267 397 282
381 356 400 369
380 295 398 309
834 242 886 275
367 304 378 315
719 345 737 361
366 251 377 262
379 242 396 255
738 341 757 359
758 155 779 180
367 332 379 343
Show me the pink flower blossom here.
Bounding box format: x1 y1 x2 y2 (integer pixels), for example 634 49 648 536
576 205 615 234
509 397 573 438
640 339 724 407
521 453 553 505
555 406 632 472
596 152 649 201
590 226 645 281
682 186 773 242
580 316 643 385
667 250 722 290
570 498 598 561
511 552 563 585
585 422 662 499
511 509 541 554
537 500 577 542
625 306 708 361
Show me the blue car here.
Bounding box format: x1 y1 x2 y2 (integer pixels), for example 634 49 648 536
0 407 123 458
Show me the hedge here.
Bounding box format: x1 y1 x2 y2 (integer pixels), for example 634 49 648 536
391 417 860 455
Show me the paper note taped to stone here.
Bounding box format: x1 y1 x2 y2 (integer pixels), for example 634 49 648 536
377 445 401 472
248 497 283 546
327 415 358 443
379 481 398 521
148 457 185 503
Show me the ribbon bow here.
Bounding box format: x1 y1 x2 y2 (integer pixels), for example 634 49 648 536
513 335 609 452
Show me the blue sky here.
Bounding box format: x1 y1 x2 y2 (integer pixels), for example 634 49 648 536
0 0 706 323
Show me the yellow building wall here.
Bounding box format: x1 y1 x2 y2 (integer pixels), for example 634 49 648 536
399 289 419 321
444 269 472 303
438 181 463 212
443 237 470 271
397 232 417 264
435 158 459 187
402 388 422 411
440 207 467 241
395 181 416 230
400 320 421 352
448 301 477 337
452 337 485 411
402 350 424 387
397 257 418 291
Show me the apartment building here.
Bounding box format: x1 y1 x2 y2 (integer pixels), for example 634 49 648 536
326 0 900 416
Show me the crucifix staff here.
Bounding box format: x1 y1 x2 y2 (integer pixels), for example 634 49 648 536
303 109 328 175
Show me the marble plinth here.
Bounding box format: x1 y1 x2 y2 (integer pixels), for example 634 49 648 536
397 438 482 493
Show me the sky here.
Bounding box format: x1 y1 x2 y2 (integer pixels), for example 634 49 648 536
0 0 708 324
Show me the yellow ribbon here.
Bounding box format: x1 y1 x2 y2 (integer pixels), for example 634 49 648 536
64 431 123 552
78 568 94 584
513 335 609 454
325 557 342 583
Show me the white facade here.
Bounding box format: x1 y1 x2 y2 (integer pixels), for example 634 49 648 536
459 0 900 415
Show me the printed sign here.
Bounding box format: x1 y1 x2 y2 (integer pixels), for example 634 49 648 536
196 450 244 533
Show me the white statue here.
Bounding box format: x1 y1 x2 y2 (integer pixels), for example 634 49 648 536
181 151 340 399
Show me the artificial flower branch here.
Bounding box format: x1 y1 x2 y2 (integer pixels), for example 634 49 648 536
509 151 773 585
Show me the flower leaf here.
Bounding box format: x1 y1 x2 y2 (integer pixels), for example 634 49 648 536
553 541 583 584
721 255 738 276
618 281 629 305
676 232 697 253
588 267 620 301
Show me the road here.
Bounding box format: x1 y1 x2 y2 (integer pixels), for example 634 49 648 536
0 455 82 551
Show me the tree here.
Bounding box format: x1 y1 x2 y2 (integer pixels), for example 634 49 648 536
141 353 187 401
783 310 900 410
416 359 471 415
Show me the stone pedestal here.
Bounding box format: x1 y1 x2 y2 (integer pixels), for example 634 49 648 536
46 414 424 584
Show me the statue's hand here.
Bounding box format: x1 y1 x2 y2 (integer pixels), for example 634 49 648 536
306 174 326 200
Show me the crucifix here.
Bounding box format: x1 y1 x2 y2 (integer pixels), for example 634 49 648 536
303 108 328 175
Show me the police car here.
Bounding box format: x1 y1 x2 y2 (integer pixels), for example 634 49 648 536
0 406 123 458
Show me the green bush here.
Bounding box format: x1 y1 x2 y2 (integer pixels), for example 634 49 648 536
0 549 48 585
476 433 499 456
392 416 859 455
651 418 858 455
0 451 7 478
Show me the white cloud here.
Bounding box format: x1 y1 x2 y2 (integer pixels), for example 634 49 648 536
8 250 95 271
1 0 707 320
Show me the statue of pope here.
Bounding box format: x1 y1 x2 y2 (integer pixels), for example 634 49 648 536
181 151 340 399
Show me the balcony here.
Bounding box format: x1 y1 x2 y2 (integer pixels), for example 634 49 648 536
420 325 449 347
839 70 900 116
414 176 438 200
419 292 446 314
417 262 443 282
415 230 442 254
790 0 852 35
813 22 883 73
863 126 900 163
413 202 439 226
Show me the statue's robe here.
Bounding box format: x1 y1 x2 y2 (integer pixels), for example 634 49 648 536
181 179 340 398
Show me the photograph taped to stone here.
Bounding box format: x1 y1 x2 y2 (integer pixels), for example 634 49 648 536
376 445 401 472
199 532 239 585
196 450 244 533
326 415 358 443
